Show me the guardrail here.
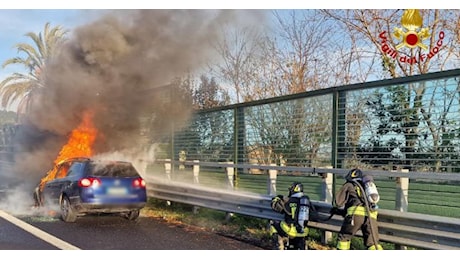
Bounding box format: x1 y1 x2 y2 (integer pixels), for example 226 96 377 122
146 160 460 250
1 156 459 249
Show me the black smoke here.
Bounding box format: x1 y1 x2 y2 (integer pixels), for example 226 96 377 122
11 10 266 183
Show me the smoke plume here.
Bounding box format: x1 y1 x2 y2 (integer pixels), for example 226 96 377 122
10 9 266 182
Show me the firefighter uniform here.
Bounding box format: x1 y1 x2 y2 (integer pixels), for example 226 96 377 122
270 182 311 250
334 169 383 250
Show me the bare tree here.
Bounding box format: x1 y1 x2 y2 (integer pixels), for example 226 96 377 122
322 9 460 171
321 9 460 77
212 26 263 103
269 10 332 93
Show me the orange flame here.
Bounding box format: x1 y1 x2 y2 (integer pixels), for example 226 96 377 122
38 111 98 191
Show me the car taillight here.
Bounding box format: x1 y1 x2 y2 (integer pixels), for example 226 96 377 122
132 178 146 188
79 177 101 188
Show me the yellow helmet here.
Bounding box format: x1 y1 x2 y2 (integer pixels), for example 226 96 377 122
345 168 363 182
288 182 303 196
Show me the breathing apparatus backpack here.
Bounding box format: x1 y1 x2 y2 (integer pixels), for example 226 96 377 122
297 195 310 230
362 174 380 210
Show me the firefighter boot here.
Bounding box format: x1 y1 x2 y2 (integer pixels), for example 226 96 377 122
368 244 383 250
271 233 287 250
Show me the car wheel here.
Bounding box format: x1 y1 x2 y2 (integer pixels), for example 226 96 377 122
60 196 77 223
125 209 140 221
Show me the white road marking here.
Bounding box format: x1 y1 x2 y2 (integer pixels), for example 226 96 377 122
0 209 80 250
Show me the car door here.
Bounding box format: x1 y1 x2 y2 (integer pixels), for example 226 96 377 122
45 161 72 204
61 161 85 201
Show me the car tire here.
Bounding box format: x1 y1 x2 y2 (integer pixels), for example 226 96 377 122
125 209 140 221
60 196 77 223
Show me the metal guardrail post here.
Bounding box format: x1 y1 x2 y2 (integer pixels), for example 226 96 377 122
321 168 334 202
193 160 200 184
226 162 235 190
320 167 334 244
395 168 409 249
179 150 186 170
193 160 200 214
268 163 277 196
164 159 172 206
395 169 409 212
225 162 235 222
164 159 172 181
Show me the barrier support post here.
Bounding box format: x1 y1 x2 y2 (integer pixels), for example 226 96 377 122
395 169 409 249
164 159 172 206
320 166 333 245
268 164 277 196
225 162 235 222
193 160 200 214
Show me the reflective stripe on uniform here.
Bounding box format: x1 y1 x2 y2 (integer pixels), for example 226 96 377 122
337 240 351 250
368 244 384 250
269 225 277 235
347 205 378 219
280 222 308 237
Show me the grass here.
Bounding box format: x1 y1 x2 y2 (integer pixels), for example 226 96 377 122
142 198 275 249
142 197 397 250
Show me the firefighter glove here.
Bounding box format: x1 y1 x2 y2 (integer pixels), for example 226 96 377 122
330 207 346 217
271 196 285 213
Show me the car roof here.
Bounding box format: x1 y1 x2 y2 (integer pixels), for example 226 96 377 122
89 160 133 166
57 157 91 165
55 157 134 168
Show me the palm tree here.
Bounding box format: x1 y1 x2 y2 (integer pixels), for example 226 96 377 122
0 22 68 117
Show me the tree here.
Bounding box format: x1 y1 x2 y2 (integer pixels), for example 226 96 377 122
0 22 68 115
193 75 228 109
321 9 460 77
321 10 460 171
212 25 263 103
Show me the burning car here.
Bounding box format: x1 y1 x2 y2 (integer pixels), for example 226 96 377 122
34 156 147 222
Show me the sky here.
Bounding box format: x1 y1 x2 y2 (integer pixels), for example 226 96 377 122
0 0 457 112
0 10 101 84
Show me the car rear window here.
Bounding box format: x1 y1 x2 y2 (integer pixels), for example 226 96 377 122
88 162 140 177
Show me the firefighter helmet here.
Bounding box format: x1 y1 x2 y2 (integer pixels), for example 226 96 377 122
288 182 303 196
345 168 363 182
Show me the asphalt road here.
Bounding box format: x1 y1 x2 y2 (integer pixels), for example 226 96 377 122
0 210 264 250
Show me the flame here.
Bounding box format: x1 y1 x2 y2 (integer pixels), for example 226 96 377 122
38 111 98 191
401 9 423 31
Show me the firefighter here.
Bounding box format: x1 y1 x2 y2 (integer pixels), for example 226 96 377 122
332 168 383 250
270 182 312 250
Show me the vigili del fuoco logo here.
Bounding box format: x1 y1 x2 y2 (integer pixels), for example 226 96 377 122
379 9 444 64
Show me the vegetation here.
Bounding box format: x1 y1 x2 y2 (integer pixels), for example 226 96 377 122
0 22 68 113
1 10 457 249
0 110 17 147
143 197 397 250
0 110 16 125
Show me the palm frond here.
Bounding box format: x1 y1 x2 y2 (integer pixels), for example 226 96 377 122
24 32 46 59
0 22 68 112
44 23 68 55
15 43 42 68
0 74 29 88
0 81 32 108
2 56 28 68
